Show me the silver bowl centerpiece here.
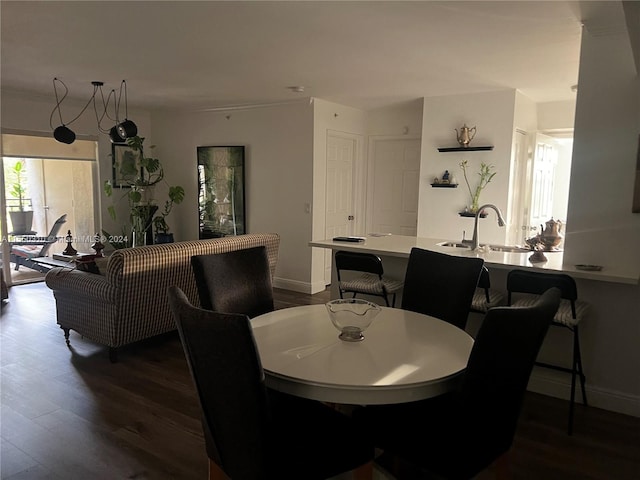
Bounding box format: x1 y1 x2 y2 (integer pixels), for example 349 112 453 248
325 299 382 342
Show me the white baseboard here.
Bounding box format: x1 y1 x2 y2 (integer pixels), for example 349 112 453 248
272 277 313 294
528 369 640 417
273 277 328 294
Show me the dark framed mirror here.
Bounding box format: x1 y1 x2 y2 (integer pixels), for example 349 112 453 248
197 146 246 238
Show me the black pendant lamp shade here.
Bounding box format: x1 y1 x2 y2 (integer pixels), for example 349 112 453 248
53 125 76 144
108 126 122 143
117 119 138 139
50 78 138 145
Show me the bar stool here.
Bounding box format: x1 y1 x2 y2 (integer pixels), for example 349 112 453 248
507 269 588 435
334 250 404 307
470 266 504 314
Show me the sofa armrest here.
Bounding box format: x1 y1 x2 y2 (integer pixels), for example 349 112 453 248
45 268 117 304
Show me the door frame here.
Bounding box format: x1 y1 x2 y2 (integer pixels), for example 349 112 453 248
1 129 100 287
323 130 365 285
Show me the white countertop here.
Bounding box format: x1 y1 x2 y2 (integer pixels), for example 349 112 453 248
309 235 639 285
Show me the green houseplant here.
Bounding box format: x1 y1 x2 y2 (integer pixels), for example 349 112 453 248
6 160 34 234
459 160 496 213
152 185 185 243
103 136 184 248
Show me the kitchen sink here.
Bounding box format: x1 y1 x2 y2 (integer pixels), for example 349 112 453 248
484 244 530 253
437 241 529 253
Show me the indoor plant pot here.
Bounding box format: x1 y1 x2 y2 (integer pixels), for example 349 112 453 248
154 232 174 244
9 210 34 234
7 160 34 234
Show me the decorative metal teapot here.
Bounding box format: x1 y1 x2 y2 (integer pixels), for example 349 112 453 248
539 218 563 250
455 124 477 147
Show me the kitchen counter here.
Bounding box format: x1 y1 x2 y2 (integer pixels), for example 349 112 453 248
309 235 639 285
310 234 640 418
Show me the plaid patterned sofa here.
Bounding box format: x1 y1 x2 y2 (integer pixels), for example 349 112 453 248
45 233 280 362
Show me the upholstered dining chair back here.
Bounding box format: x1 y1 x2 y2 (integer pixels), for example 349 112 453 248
167 286 374 480
191 245 274 318
168 286 268 477
354 287 560 480
401 248 484 329
507 269 577 303
460 288 560 451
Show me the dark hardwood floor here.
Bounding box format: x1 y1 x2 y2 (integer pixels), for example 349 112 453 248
1 282 639 479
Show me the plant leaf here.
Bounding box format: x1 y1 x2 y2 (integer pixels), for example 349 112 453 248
169 186 185 204
129 190 142 203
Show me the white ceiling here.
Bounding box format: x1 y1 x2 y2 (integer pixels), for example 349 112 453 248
0 1 616 112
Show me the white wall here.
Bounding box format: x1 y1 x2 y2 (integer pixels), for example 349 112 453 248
366 99 423 136
418 90 516 245
537 100 576 131
546 24 640 416
514 91 538 134
565 29 640 270
150 101 315 292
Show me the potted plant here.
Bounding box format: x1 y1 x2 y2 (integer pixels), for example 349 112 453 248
103 136 184 248
459 160 496 214
6 160 34 234
152 186 185 243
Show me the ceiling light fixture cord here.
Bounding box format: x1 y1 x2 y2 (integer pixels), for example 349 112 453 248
93 86 118 134
122 80 128 119
49 78 137 144
49 78 96 129
50 77 67 127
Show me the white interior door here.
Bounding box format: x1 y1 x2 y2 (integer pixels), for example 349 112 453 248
529 133 559 231
368 138 420 235
324 133 356 285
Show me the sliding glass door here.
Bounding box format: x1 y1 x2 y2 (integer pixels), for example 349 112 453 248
1 133 99 286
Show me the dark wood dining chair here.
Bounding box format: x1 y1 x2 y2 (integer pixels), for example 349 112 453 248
401 247 485 329
355 287 561 480
167 286 375 480
334 250 404 307
191 245 274 318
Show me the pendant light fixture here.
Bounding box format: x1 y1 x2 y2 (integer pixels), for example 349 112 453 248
49 78 137 145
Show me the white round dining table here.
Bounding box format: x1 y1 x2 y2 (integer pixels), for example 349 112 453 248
251 304 474 405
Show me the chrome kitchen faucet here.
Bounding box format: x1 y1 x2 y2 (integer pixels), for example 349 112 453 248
471 204 506 250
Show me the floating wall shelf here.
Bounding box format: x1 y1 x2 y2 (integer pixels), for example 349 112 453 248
431 183 458 188
459 211 488 218
437 146 494 152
